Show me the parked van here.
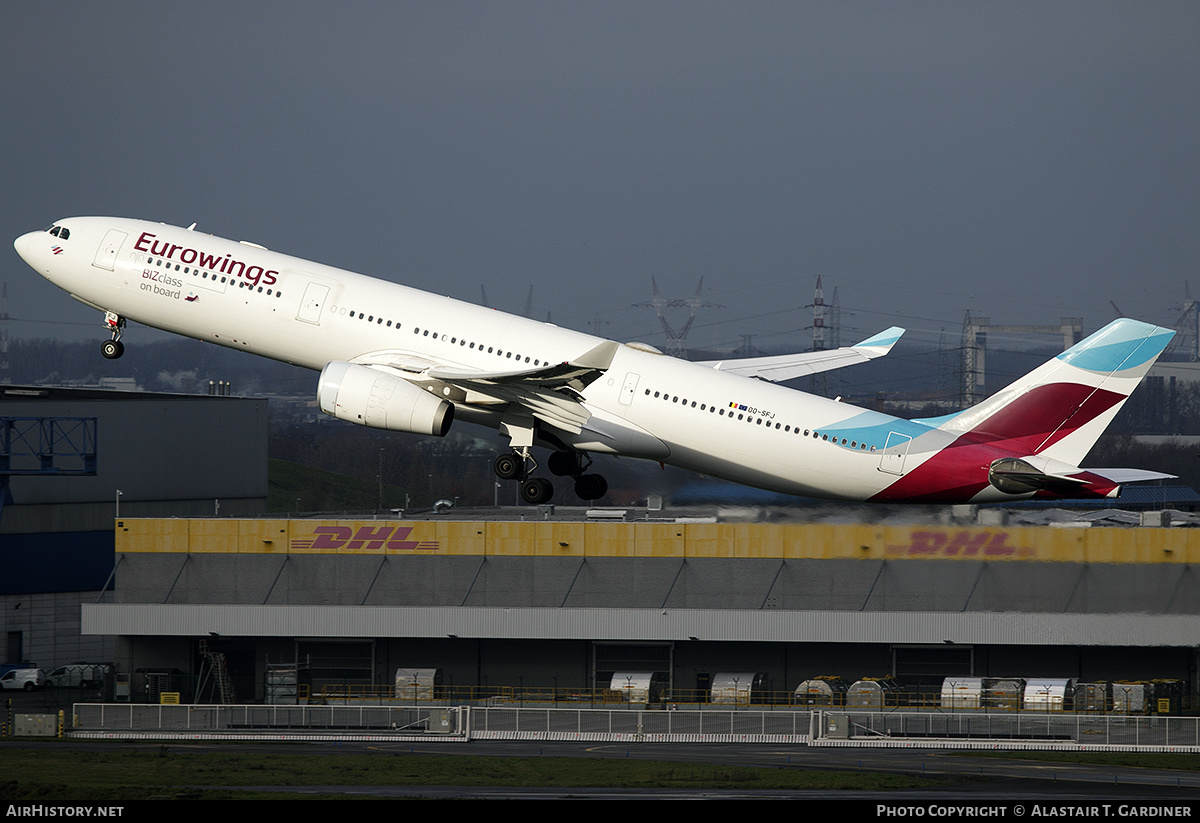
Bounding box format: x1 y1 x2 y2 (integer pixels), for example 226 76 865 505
45 663 112 689
0 668 43 691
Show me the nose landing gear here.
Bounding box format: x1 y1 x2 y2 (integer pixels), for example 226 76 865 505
101 312 126 360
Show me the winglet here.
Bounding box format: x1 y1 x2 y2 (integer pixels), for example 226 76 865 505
851 326 905 355
569 340 620 370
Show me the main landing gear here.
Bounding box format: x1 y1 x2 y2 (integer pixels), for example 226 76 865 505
548 449 608 502
100 312 126 360
494 450 555 505
493 448 609 505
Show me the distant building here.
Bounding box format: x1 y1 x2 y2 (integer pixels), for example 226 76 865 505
0 386 266 670
86 511 1200 704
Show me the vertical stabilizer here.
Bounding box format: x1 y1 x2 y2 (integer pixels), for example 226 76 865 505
934 318 1174 465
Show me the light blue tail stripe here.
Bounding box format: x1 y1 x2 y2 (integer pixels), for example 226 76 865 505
1058 325 1174 373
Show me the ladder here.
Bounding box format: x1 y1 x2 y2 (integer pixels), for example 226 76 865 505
198 639 236 704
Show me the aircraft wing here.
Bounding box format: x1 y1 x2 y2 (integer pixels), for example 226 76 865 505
425 339 619 392
354 340 621 434
697 326 905 382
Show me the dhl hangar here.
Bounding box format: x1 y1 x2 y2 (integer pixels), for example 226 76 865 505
3 385 1200 702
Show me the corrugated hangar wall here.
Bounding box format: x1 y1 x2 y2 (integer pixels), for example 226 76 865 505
109 518 1200 613
104 551 1200 613
80 517 1200 701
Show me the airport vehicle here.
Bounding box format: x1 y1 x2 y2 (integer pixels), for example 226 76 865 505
13 217 1175 504
44 663 112 689
0 667 43 691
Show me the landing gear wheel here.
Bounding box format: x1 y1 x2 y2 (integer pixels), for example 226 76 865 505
547 450 578 477
101 311 126 359
520 477 554 505
494 453 524 481
574 474 608 501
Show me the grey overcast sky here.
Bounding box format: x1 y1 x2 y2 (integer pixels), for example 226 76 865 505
3 1 1198 355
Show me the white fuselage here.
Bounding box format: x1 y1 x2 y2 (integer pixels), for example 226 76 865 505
15 216 972 502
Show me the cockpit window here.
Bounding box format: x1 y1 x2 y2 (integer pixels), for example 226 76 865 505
46 225 69 239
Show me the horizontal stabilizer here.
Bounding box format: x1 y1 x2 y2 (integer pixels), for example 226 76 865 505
988 455 1175 499
698 326 904 382
1081 468 1177 485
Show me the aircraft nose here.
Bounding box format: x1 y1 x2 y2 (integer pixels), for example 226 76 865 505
13 231 38 265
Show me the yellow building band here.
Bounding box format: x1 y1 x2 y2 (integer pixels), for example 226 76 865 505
114 518 1199 564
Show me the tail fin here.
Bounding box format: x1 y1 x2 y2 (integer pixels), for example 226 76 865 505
934 318 1174 464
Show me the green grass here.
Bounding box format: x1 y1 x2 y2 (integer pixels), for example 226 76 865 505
0 745 962 801
11 743 1200 801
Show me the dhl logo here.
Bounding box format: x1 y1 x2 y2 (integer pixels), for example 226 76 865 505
885 530 1034 558
289 525 439 552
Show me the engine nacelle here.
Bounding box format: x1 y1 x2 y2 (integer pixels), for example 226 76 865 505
318 362 453 436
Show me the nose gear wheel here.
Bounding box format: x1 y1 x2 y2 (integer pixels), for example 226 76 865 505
100 312 126 359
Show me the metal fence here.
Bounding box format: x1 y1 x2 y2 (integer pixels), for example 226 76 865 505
813 710 1200 750
72 703 457 736
70 703 805 742
68 703 1200 749
469 706 808 741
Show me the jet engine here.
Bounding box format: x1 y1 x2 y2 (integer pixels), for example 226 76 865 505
318 361 453 436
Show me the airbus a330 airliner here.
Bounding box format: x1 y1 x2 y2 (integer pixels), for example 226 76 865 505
14 217 1176 505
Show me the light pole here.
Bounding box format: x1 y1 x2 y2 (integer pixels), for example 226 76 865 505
378 448 385 513
115 489 122 519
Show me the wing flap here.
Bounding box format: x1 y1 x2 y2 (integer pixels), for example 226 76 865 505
516 389 591 433
354 340 622 435
377 339 621 390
